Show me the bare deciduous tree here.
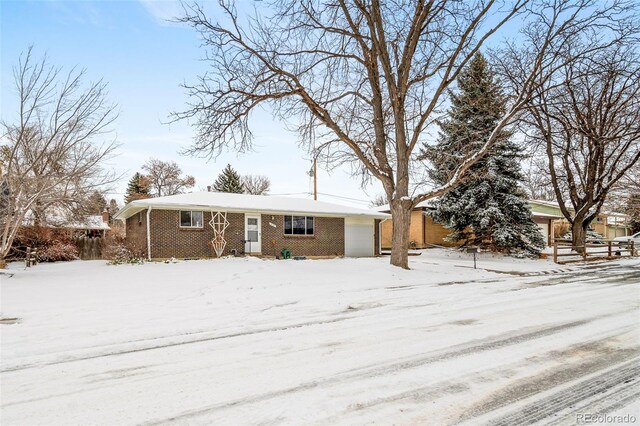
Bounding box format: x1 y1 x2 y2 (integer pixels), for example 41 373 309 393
241 174 271 195
619 161 640 190
604 162 640 213
142 158 195 197
370 193 388 208
521 156 557 201
0 48 118 261
175 0 634 268
523 45 640 250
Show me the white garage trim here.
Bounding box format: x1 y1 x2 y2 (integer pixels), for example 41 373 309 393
345 217 374 257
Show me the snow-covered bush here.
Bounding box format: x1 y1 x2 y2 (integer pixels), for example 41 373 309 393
560 229 605 243
37 241 79 262
104 241 145 265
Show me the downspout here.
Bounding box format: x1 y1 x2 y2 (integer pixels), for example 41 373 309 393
146 207 152 260
379 218 389 254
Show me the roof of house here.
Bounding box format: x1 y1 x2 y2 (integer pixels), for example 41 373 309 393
23 212 110 230
605 211 631 226
529 199 562 208
530 211 564 219
376 198 564 215
63 215 111 230
603 211 631 218
374 199 436 212
114 192 391 220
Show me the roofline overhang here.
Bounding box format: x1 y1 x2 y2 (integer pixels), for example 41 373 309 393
114 202 390 221
531 213 564 219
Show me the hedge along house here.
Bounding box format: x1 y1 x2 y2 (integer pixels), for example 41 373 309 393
114 192 390 260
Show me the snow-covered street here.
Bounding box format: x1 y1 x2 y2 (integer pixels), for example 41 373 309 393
1 252 639 425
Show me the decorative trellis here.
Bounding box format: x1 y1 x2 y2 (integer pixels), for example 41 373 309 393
210 211 230 258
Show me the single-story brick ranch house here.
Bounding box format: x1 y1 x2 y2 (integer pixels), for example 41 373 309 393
114 192 390 259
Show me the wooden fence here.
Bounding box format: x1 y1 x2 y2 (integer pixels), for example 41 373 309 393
553 240 635 264
74 236 104 260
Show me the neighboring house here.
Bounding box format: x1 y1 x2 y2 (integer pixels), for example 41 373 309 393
377 199 575 250
20 210 111 260
527 200 564 246
114 192 390 259
594 212 632 239
64 213 112 237
528 200 633 242
23 211 111 237
377 201 459 249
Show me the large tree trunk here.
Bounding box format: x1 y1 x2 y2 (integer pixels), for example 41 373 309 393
389 198 412 269
571 219 587 254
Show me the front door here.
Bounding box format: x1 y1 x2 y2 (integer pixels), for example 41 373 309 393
244 214 261 254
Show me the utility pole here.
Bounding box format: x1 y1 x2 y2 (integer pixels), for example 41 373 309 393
313 158 317 201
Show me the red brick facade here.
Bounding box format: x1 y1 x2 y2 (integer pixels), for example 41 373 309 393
126 209 358 259
261 214 344 257
125 211 149 255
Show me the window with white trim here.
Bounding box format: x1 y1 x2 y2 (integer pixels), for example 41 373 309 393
180 211 203 228
284 215 314 235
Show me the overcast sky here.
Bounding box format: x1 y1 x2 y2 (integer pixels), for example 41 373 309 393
1 0 385 208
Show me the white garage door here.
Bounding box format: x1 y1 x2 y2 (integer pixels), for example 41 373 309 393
537 222 549 246
345 217 374 257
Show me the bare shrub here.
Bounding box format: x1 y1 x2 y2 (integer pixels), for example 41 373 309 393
37 241 79 262
11 226 79 262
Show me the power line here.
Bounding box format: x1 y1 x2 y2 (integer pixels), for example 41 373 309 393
316 192 372 204
268 192 310 196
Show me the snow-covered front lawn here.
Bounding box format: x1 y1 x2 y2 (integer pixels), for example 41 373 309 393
1 251 638 425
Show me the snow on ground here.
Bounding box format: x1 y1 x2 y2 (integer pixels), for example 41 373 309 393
414 248 566 274
1 251 639 425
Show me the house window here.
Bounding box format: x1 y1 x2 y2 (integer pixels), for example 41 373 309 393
180 211 203 228
284 216 314 235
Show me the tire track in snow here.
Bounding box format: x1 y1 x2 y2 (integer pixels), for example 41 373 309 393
0 315 355 373
482 358 640 426
5 277 622 373
317 334 637 425
139 312 631 425
516 270 640 289
454 340 640 424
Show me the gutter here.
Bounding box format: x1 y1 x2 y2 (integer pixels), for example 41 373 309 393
146 207 152 260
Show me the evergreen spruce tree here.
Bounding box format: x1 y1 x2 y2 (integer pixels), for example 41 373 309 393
213 164 245 193
420 53 545 254
86 191 107 214
107 199 119 224
124 172 151 204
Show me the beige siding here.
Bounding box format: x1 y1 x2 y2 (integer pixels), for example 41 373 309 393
424 216 459 247
380 210 458 249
